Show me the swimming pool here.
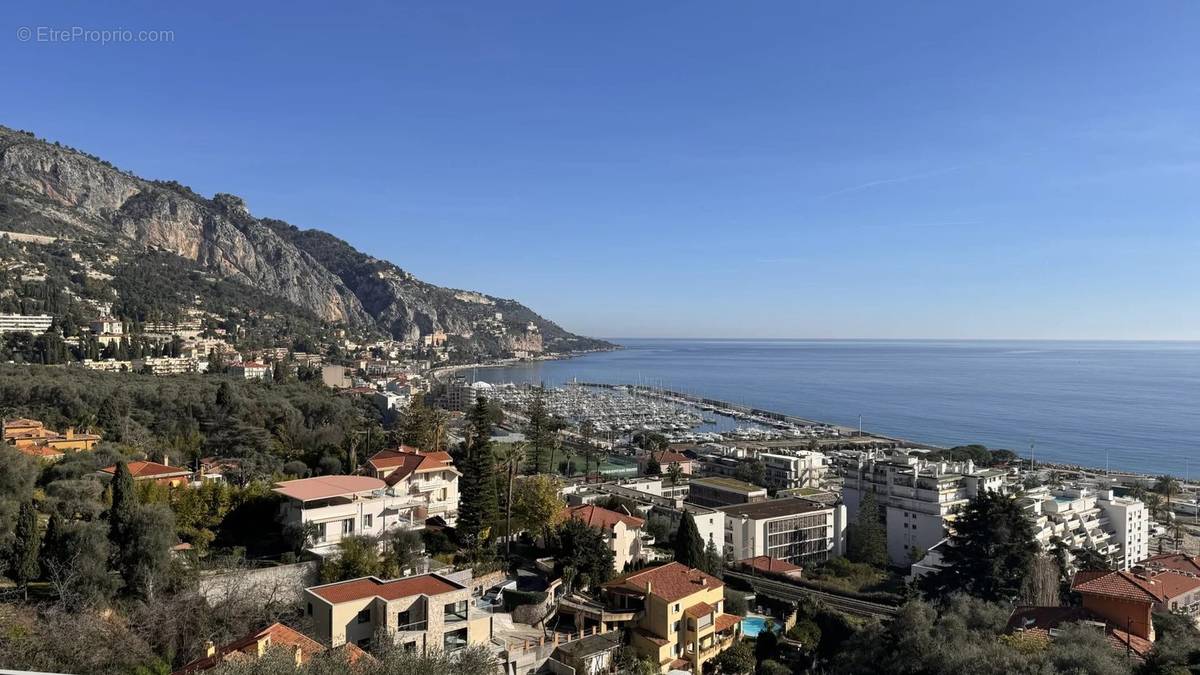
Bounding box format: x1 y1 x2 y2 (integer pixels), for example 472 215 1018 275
740 616 781 638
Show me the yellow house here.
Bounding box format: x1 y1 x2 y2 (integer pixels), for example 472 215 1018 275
601 562 742 673
566 504 647 573
3 418 101 457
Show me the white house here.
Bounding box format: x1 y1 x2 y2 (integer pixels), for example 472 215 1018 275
362 447 460 526
274 475 427 556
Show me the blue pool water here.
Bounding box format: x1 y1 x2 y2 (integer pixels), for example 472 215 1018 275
741 616 780 638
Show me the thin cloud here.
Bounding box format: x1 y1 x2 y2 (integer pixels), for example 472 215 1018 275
818 165 966 199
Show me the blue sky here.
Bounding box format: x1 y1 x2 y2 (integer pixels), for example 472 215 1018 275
4 1 1199 339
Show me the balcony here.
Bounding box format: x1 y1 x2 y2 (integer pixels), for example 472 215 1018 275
396 620 428 632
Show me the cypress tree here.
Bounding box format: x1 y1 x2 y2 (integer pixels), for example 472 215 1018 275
848 490 887 567
108 460 137 585
674 512 705 568
39 512 64 575
10 501 41 595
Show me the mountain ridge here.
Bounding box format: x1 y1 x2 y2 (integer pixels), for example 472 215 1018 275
0 125 610 355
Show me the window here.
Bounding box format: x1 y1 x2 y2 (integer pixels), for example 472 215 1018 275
314 522 327 543
673 620 681 632
674 603 680 613
443 627 468 652
363 514 373 529
306 602 313 616
342 518 355 535
444 600 468 621
357 609 371 624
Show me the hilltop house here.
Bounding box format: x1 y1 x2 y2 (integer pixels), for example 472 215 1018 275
98 460 194 488
3 417 101 458
173 623 370 674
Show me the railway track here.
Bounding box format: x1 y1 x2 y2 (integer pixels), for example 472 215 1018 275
723 570 899 620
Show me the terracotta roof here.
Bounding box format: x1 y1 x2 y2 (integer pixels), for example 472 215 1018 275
654 450 693 465
739 556 802 575
367 448 457 485
101 461 192 480
566 504 645 530
2 418 43 430
1072 568 1200 603
308 574 464 604
602 562 723 603
17 445 64 459
173 622 360 674
633 628 669 646
684 601 714 618
1140 552 1200 576
714 613 741 633
1006 606 1152 659
273 475 386 502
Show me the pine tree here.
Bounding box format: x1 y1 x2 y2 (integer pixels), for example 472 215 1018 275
920 490 1038 602
703 539 724 578
457 397 499 547
847 490 887 567
524 387 553 474
39 512 64 574
10 501 41 595
674 512 705 568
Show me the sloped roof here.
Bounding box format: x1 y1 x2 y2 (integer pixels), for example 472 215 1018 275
1006 606 1152 659
602 562 723 603
684 601 714 618
739 555 802 575
172 622 371 674
1140 552 1200 576
1072 568 1200 603
308 574 464 604
714 613 742 633
367 448 457 485
100 461 192 479
566 504 645 530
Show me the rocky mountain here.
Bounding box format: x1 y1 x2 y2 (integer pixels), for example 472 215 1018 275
0 125 610 355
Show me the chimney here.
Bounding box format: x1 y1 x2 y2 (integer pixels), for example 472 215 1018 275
162 455 170 467
204 640 216 658
645 580 652 596
66 427 75 440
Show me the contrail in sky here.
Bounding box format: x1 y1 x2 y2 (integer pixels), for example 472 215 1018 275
819 165 966 199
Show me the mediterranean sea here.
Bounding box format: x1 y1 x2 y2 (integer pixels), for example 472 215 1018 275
469 339 1200 477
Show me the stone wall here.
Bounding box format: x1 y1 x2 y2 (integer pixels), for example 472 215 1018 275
198 560 319 606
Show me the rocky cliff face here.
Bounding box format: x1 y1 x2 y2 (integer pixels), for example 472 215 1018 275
0 126 608 354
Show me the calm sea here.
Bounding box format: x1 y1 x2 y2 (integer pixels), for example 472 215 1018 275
470 339 1200 477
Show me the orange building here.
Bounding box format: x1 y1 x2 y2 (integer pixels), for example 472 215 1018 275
3 417 101 459
173 622 370 674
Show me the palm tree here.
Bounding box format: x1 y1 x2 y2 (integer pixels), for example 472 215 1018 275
1154 475 1181 514
495 442 526 556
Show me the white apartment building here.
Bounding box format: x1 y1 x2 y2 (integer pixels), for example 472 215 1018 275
760 451 828 490
1022 486 1148 571
0 314 53 334
842 450 1006 566
719 497 847 568
132 356 204 375
230 361 270 380
362 447 460 526
274 475 428 556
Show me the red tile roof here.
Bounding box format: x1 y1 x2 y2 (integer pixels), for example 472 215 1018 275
1072 568 1200 603
566 504 645 531
739 556 802 575
100 461 192 480
602 562 723 603
173 622 371 674
1006 606 1152 659
17 445 64 459
684 601 714 618
308 574 464 605
366 448 457 485
1140 552 1200 576
714 613 742 633
654 450 693 465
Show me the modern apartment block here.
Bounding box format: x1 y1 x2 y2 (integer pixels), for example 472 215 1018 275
719 497 847 568
0 313 52 334
274 476 428 556
759 451 827 490
686 477 768 508
841 450 1006 566
362 447 461 526
600 562 742 673
1022 486 1149 571
303 574 492 652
